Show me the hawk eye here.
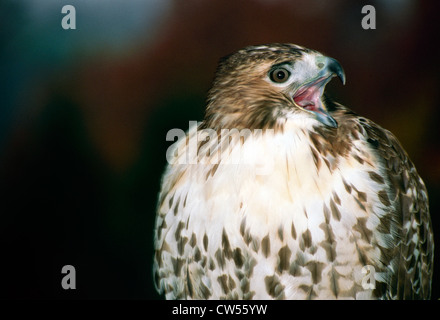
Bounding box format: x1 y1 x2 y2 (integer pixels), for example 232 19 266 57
269 68 290 83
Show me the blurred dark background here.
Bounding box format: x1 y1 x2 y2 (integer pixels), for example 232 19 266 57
0 0 439 299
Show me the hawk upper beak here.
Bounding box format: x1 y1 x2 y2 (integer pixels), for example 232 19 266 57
326 57 346 85
292 56 345 129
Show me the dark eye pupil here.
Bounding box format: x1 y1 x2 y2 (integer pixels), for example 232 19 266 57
276 71 286 79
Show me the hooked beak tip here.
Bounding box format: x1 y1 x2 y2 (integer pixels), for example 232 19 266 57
338 71 346 85
326 57 346 85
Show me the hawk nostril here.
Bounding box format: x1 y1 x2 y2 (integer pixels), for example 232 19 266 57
317 62 325 69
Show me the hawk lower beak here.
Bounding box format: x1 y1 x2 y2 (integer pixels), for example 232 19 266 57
314 107 338 128
292 57 345 129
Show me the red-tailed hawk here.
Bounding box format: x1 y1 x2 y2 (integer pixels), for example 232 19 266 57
153 43 434 299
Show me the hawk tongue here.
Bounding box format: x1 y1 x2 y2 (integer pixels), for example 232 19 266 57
293 82 325 113
293 77 338 128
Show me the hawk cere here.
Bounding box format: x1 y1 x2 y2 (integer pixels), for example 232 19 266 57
153 43 434 299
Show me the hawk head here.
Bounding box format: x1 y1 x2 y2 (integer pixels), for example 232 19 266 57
203 43 345 131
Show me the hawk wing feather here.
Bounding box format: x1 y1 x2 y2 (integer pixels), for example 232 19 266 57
355 109 434 299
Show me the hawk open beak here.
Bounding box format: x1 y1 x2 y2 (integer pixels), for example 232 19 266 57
292 57 345 128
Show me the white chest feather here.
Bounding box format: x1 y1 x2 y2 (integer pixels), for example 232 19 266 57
155 120 391 299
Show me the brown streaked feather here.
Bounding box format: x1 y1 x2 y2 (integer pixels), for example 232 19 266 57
353 109 434 299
